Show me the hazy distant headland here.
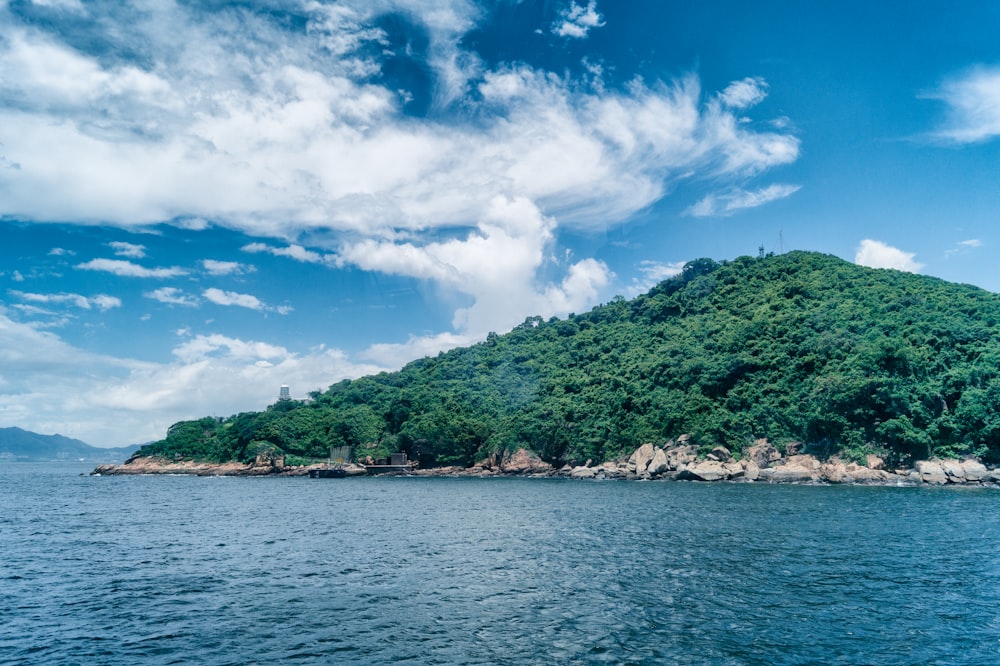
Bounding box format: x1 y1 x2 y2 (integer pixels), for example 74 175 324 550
1 427 138 463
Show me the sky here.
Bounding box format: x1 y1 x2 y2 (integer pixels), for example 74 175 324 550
2 0 1000 446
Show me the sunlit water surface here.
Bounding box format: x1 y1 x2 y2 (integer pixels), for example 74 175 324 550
3 463 1000 665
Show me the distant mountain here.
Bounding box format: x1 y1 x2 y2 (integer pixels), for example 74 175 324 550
0 427 139 462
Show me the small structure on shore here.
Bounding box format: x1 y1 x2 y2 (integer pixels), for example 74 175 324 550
365 452 417 475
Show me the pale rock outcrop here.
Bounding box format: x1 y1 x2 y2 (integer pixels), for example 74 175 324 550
682 460 727 482
915 460 948 485
865 455 885 471
648 448 669 475
744 440 781 468
631 443 656 475
961 459 989 482
666 445 697 470
742 459 760 481
570 466 597 479
940 459 966 482
708 446 732 462
501 449 553 475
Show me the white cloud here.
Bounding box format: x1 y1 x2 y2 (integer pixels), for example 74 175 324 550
687 183 801 217
202 288 265 311
553 1 606 39
48 247 74 256
945 238 983 258
719 77 768 109
929 66 1000 143
336 195 612 334
10 290 121 311
627 260 686 296
854 239 924 273
0 310 387 445
202 259 255 276
108 241 146 258
360 332 474 368
145 287 199 307
29 0 86 11
242 243 329 264
76 258 187 278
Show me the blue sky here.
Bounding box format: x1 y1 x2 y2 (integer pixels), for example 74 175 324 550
2 0 1000 446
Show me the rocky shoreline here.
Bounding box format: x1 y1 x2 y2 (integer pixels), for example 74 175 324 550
93 439 1000 487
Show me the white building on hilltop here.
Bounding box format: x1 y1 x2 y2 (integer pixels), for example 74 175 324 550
278 385 291 401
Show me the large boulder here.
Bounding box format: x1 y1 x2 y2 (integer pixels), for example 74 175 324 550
961 459 989 482
761 455 820 483
631 443 656 475
570 466 597 479
940 459 966 482
744 439 781 468
665 444 697 470
915 460 948 485
682 460 728 482
501 449 553 475
708 446 732 462
648 448 669 476
742 459 760 481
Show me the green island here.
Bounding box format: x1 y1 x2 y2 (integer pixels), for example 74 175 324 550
108 251 1000 480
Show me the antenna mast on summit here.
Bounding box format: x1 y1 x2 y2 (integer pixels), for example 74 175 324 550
779 228 784 254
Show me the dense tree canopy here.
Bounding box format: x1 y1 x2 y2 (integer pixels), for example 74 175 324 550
139 252 1000 467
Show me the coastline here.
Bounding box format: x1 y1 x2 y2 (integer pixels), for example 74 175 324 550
92 441 1000 487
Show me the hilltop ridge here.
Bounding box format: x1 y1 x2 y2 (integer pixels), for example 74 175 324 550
134 251 1000 468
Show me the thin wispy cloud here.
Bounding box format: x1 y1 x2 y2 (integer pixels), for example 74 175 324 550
686 184 801 218
855 239 924 273
945 238 983 258
76 259 187 278
10 290 121 311
242 243 329 265
627 260 686 296
929 66 1000 143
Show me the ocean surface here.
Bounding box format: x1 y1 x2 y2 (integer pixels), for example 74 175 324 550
2 464 1000 665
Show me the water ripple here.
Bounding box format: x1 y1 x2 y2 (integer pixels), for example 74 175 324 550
3 466 1000 664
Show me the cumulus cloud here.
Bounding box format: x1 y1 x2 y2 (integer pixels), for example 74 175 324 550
76 259 187 278
145 287 198 307
687 183 801 217
202 259 255 276
0 310 386 445
202 288 266 311
9 290 121 311
855 239 924 273
336 195 611 334
108 241 146 258
553 1 605 39
242 243 330 264
360 332 475 368
929 66 1000 143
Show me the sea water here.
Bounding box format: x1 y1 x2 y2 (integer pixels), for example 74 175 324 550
2 463 1000 665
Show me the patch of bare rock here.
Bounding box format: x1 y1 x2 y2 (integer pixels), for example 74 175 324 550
556 438 1000 486
94 440 1000 486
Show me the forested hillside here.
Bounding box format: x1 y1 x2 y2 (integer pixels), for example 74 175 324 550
138 251 1000 467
